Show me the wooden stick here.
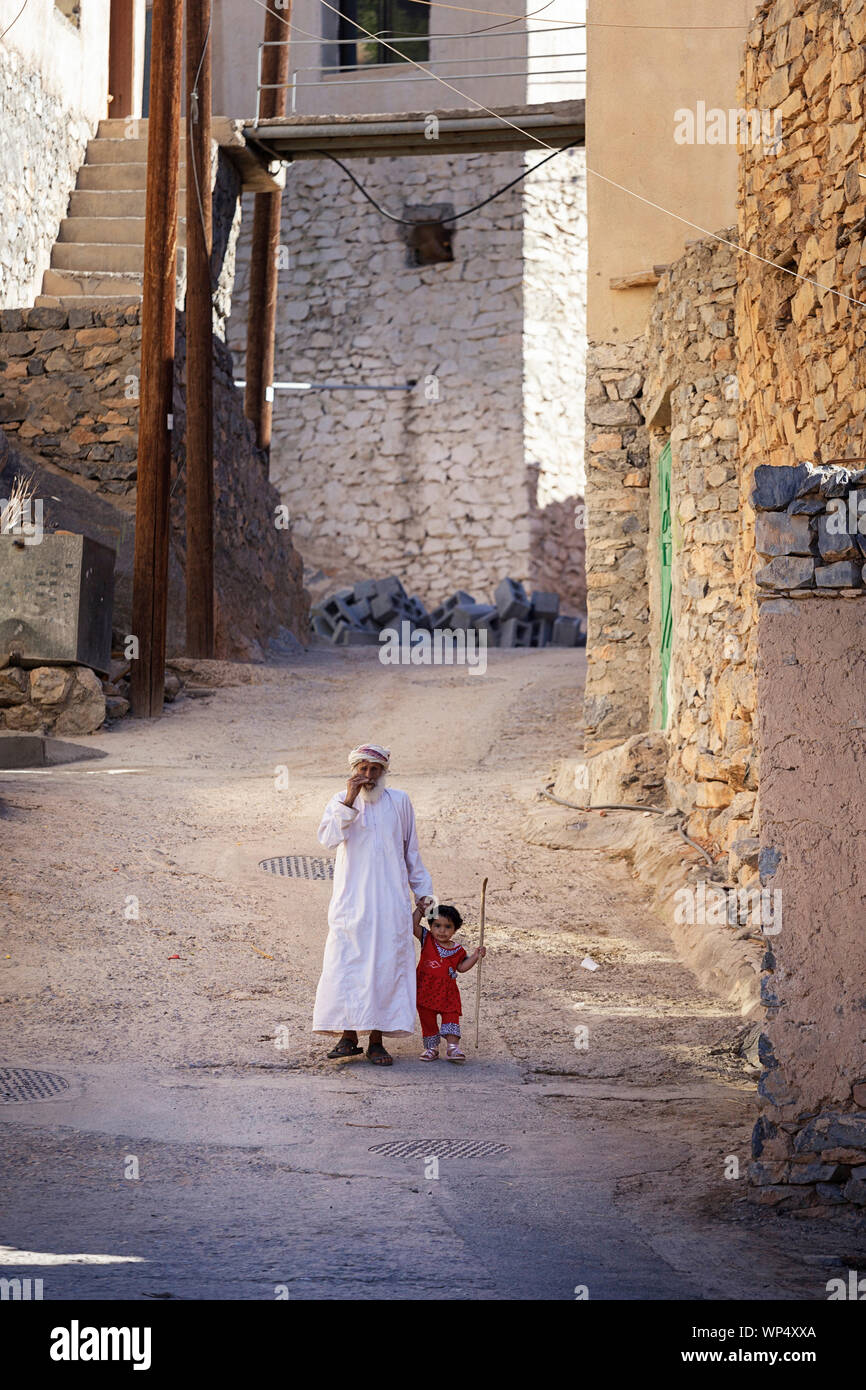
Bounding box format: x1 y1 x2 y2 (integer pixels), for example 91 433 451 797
475 876 487 1050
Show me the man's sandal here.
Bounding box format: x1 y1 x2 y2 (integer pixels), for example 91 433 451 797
446 1042 466 1063
420 1046 440 1061
326 1037 364 1059
366 1042 393 1066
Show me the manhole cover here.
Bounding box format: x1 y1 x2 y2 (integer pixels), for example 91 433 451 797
369 1139 510 1159
0 1067 70 1103
259 855 334 880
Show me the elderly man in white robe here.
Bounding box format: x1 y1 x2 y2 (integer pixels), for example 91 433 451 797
313 742 434 1066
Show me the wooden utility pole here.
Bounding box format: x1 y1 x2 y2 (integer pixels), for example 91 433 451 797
185 0 214 656
130 0 183 717
244 0 291 450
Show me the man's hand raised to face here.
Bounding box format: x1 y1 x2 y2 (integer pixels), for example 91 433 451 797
344 772 369 807
344 760 383 807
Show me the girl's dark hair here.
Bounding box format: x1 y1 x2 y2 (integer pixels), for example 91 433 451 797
436 904 463 930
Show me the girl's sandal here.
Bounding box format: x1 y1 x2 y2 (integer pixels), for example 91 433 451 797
446 1043 466 1063
420 1046 440 1061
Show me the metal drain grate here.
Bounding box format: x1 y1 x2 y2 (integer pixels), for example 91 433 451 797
369 1139 511 1159
0 1067 70 1103
259 855 335 880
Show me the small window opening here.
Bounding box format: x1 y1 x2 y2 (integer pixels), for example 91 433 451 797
336 0 429 68
402 203 455 267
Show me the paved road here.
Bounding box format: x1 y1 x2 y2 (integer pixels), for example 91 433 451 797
1 647 859 1299
0 1058 702 1300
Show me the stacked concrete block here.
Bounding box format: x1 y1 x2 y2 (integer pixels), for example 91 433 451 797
451 602 497 631
551 615 585 648
499 617 533 648
493 578 575 647
494 577 531 622
311 574 432 646
311 574 584 651
429 591 476 628
530 619 554 648
405 595 432 631
476 609 501 643
530 591 560 622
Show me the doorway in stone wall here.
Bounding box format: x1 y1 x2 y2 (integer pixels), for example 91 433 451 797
108 0 137 119
658 439 673 726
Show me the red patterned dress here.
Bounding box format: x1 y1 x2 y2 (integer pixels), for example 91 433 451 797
416 927 467 1040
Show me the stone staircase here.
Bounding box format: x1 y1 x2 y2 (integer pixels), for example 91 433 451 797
36 118 188 308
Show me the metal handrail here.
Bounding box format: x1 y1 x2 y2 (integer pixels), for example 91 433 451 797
254 31 586 123
279 27 587 44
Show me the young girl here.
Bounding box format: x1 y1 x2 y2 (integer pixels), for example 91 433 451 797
412 902 486 1063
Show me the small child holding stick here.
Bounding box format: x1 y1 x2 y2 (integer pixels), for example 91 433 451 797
412 902 486 1063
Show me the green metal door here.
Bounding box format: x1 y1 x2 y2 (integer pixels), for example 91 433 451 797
658 441 673 726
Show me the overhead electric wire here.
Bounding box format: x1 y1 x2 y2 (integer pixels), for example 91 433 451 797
404 1 748 28
243 0 866 315
310 141 576 225
460 0 560 38
247 0 564 149
187 5 214 286
0 0 29 43
583 166 866 312
314 0 555 149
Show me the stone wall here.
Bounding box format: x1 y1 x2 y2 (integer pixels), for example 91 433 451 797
523 146 586 612
642 234 755 858
0 303 141 490
740 0 866 1206
0 307 308 657
228 148 587 610
582 338 648 745
0 44 93 309
0 662 105 735
738 0 866 613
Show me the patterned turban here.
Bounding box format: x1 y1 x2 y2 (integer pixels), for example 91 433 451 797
348 743 391 769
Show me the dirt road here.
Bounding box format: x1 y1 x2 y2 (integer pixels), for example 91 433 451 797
0 647 860 1299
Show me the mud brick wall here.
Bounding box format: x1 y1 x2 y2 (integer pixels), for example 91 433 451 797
582 338 649 745
0 306 308 656
643 234 755 862
741 0 866 1207
753 592 866 1210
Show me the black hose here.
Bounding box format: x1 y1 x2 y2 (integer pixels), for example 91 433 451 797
540 783 717 867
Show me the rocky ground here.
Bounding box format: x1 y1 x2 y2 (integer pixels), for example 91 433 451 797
1 645 864 1300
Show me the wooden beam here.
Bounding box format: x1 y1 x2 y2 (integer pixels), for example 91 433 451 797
247 101 585 159
185 0 214 658
609 270 660 291
211 116 286 192
130 0 183 718
244 1 291 451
